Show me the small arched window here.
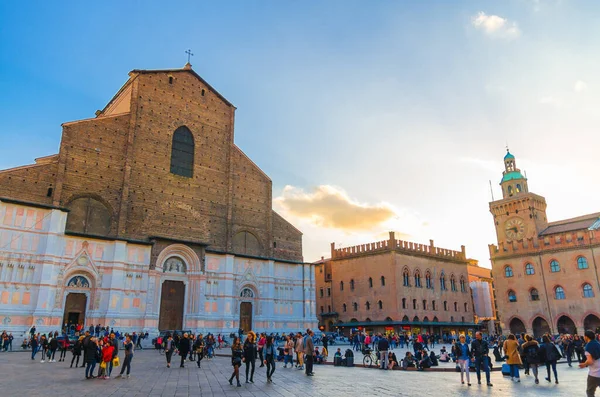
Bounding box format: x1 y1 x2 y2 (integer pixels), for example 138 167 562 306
583 283 594 298
368 277 373 288
350 279 355 291
432 300 436 310
381 276 385 287
508 185 514 196
413 299 417 310
422 299 427 310
414 271 422 288
450 275 457 291
454 302 458 311
578 256 589 270
464 302 468 312
516 184 522 193
425 271 432 289
508 290 517 302
378 300 383 310
443 301 448 311
440 273 447 290
525 263 535 275
403 269 410 287
554 286 565 300
170 126 195 178
232 231 261 256
66 197 112 236
340 281 344 291
550 260 561 273
402 298 407 309
505 266 514 278
342 303 347 312
460 277 466 292
353 302 358 311
366 301 371 310
530 288 540 301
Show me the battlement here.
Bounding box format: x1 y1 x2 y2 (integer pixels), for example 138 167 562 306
489 229 598 258
331 232 467 262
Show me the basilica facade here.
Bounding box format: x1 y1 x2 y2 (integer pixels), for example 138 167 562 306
0 64 317 336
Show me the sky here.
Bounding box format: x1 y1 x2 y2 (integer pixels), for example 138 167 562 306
1 0 599 265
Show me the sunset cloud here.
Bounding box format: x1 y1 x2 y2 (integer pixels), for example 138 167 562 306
274 185 396 230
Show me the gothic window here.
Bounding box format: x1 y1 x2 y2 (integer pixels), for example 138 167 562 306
440 273 447 291
425 271 432 289
350 279 355 291
525 263 535 275
414 270 422 288
578 256 589 270
508 290 517 302
504 265 513 278
353 302 358 311
67 276 90 288
163 257 186 273
378 300 383 310
460 277 466 292
340 281 344 291
450 275 457 291
170 126 194 177
240 288 254 298
343 303 347 312
381 276 385 287
403 269 410 287
530 288 540 301
232 231 261 256
550 260 560 273
366 301 371 310
554 286 565 300
368 277 373 288
65 197 111 236
583 283 594 298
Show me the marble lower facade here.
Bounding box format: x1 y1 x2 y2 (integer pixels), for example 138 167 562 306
0 200 318 337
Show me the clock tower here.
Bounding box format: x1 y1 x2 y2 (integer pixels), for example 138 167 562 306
489 150 548 244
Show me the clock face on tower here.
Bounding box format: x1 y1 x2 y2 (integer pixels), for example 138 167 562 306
504 218 526 240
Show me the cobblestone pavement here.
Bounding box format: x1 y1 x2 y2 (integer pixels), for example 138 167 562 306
0 349 591 396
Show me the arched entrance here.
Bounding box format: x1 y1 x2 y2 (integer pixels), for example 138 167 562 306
159 280 185 331
63 293 87 328
584 314 600 333
532 316 551 338
239 302 253 333
509 318 526 335
557 315 577 334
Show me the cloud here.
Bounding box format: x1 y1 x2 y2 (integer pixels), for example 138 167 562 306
274 185 396 230
460 157 502 173
472 12 521 39
539 96 563 107
574 80 588 93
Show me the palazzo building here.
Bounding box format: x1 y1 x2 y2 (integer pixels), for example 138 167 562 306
468 260 499 335
0 63 317 336
315 232 476 336
489 150 600 336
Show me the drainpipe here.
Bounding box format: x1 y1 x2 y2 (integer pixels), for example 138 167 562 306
538 251 554 334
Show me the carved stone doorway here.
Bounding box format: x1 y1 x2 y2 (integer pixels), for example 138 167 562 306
63 293 87 328
240 302 253 333
159 280 185 331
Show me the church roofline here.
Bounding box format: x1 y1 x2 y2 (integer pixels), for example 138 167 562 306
205 248 305 265
130 67 235 108
0 197 69 212
272 210 303 235
148 235 211 246
65 231 152 245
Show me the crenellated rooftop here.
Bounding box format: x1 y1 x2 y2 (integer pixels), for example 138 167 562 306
489 229 599 258
330 232 467 262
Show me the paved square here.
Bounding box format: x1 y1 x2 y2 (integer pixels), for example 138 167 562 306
0 348 592 396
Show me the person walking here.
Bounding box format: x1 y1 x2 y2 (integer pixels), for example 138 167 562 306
580 330 600 396
228 337 243 387
39 334 49 363
84 337 98 379
295 332 304 370
377 333 389 370
522 334 541 384
541 334 561 384
243 331 257 383
164 333 175 368
58 333 69 362
503 334 522 382
70 336 83 368
264 335 276 383
283 335 294 368
304 329 315 376
258 333 266 368
30 334 38 361
116 334 133 378
471 332 493 387
453 335 471 386
108 333 119 377
193 333 205 368
178 333 190 368
48 332 58 362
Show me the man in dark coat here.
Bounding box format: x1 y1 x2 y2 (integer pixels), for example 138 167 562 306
179 333 190 368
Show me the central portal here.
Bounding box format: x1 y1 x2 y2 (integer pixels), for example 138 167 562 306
63 293 87 328
159 280 185 331
239 302 253 333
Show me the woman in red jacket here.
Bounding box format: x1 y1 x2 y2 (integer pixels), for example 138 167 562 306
100 343 114 379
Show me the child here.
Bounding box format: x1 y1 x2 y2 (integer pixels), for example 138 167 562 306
334 348 342 358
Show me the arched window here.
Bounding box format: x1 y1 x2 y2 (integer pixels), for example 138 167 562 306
464 302 468 312
443 301 447 311
366 301 371 310
460 277 466 292
403 269 410 287
342 303 347 312
578 256 589 270
353 302 358 311
381 276 385 286
378 300 383 310
525 263 535 275
402 298 407 309
516 184 522 193
66 197 112 236
422 299 427 310
414 270 422 288
450 275 457 291
170 126 195 177
425 271 432 289
508 290 517 302
530 288 540 301
583 283 594 298
432 300 436 310
340 281 344 291
368 277 373 288
454 302 458 311
350 279 355 291
505 265 514 278
508 185 513 196
440 273 447 290
232 231 261 256
554 286 565 300
550 260 561 273
413 299 417 310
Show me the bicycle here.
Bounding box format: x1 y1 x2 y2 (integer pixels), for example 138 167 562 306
362 349 380 368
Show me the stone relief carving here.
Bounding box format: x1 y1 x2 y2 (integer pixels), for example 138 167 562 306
163 257 186 273
240 288 254 298
67 276 90 288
